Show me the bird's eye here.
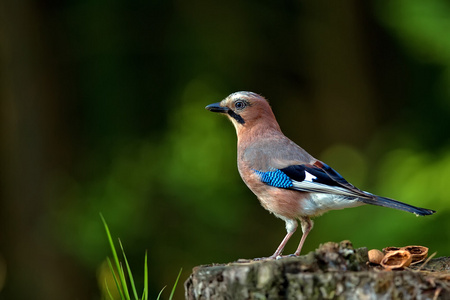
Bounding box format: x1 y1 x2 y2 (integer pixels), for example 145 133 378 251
235 100 246 110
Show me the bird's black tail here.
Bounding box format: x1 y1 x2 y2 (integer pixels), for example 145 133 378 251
359 196 436 216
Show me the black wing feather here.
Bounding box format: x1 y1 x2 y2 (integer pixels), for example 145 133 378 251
280 161 436 216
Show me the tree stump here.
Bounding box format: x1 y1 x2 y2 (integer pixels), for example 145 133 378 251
185 241 450 299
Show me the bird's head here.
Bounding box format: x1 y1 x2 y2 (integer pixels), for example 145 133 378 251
205 91 279 133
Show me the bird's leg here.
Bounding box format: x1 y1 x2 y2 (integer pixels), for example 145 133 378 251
294 216 313 256
270 219 298 258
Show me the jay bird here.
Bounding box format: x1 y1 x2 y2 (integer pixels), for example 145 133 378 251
206 91 435 258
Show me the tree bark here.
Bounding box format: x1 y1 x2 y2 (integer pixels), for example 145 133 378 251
185 241 449 299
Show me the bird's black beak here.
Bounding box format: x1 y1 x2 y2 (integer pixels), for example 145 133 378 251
205 102 229 113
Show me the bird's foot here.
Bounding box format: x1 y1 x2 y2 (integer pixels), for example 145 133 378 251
285 254 298 258
253 256 276 261
253 253 299 261
275 254 299 259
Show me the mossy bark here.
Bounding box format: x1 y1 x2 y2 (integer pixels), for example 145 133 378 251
185 241 450 300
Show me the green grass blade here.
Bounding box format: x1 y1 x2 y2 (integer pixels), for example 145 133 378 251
104 278 115 300
168 269 182 300
101 213 130 300
119 239 138 300
156 286 166 300
101 214 178 300
119 261 130 299
107 257 125 300
142 251 148 300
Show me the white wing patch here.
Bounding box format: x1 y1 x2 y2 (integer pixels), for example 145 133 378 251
291 180 362 197
304 171 317 182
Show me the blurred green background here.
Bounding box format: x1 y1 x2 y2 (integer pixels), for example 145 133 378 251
1 0 449 299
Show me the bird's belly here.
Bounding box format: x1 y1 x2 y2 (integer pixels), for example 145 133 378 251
302 193 364 217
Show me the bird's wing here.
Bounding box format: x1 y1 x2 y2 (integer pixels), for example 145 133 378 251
254 160 370 198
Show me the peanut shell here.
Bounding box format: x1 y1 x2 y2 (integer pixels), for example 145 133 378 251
380 250 412 270
402 245 428 263
368 249 384 264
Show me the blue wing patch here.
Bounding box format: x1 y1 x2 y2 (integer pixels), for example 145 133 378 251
253 169 293 188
